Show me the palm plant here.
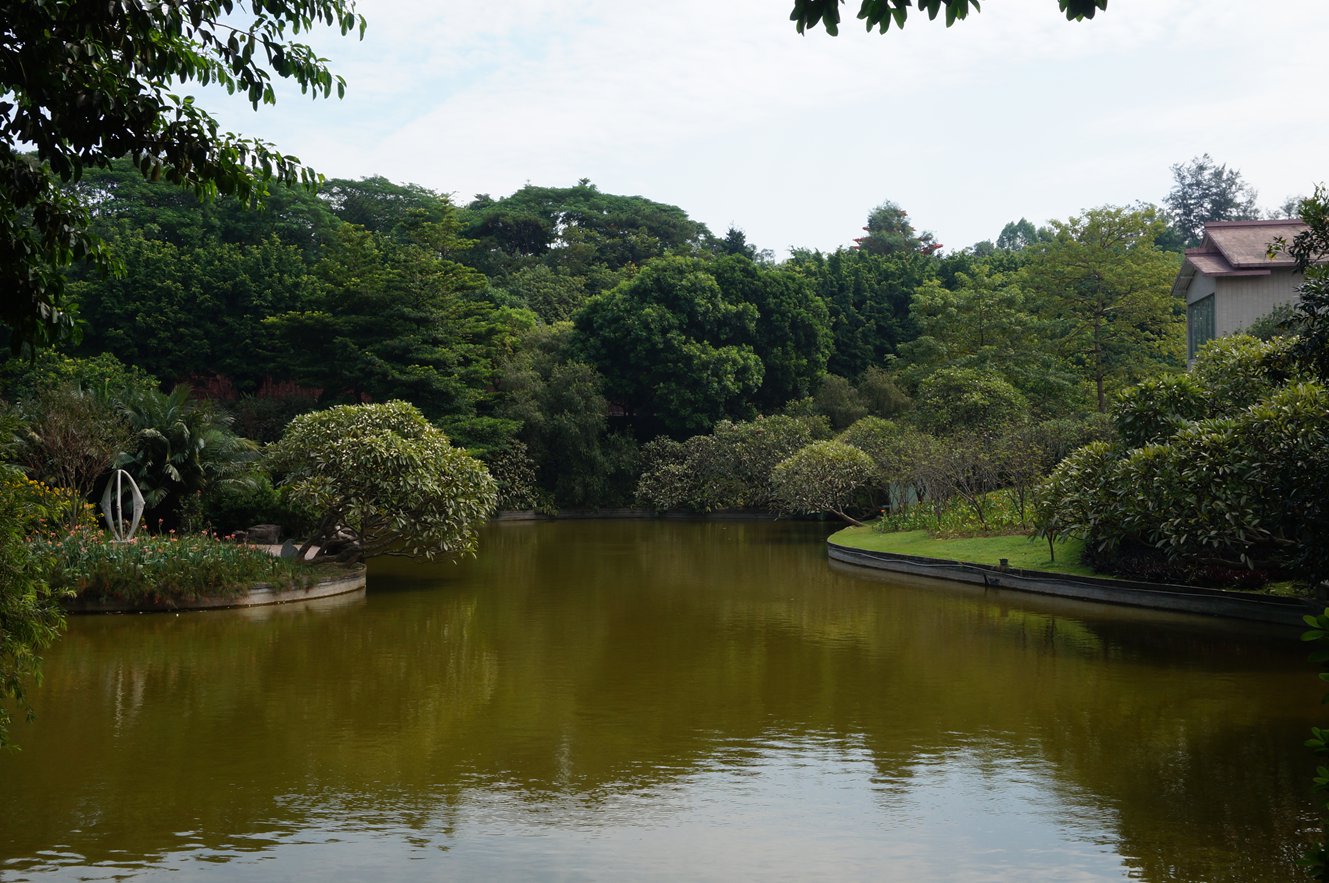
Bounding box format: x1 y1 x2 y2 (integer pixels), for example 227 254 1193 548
114 385 259 528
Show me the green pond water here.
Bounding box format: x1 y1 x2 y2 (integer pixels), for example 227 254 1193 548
0 520 1321 881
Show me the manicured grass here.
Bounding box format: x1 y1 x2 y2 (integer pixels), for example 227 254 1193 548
829 527 1097 577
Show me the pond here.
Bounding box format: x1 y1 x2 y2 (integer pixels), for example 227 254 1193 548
0 520 1320 881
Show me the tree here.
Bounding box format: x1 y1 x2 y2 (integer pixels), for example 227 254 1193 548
113 385 258 528
1023 206 1184 412
320 177 457 241
635 415 830 512
854 200 940 257
995 218 1052 251
1277 187 1329 380
574 256 764 437
811 374 868 429
856 366 910 417
267 401 497 562
70 224 321 389
789 247 933 378
264 220 529 442
712 255 832 410
911 367 1029 436
1164 154 1260 248
500 265 590 324
836 415 924 508
902 265 1035 371
771 440 876 525
0 0 364 351
900 261 1085 415
790 0 1106 36
17 384 130 530
461 181 709 278
496 327 638 508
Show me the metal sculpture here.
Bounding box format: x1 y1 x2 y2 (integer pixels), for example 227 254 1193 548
100 469 145 542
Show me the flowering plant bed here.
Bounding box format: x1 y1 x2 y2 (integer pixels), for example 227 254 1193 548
31 528 315 607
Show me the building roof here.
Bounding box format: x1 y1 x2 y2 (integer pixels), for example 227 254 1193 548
1172 219 1309 298
1197 219 1307 270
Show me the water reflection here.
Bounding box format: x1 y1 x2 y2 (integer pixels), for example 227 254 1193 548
0 520 1319 881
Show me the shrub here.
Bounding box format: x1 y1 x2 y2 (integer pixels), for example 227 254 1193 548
16 383 130 530
1111 373 1206 448
483 441 540 511
1190 334 1299 415
771 440 876 525
1 473 98 534
0 464 65 747
201 470 317 538
636 414 830 512
268 401 497 561
32 528 311 606
912 367 1029 436
875 489 1027 536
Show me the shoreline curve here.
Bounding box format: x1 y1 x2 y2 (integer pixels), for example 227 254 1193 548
827 538 1317 629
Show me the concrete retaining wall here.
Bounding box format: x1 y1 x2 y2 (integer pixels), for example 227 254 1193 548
827 540 1318 628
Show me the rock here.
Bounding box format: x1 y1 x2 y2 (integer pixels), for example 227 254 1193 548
246 524 280 545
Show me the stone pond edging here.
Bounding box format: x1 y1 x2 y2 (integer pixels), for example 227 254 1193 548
67 567 367 614
494 509 783 521
826 539 1319 628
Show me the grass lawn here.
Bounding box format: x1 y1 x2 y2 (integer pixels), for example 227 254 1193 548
829 527 1097 578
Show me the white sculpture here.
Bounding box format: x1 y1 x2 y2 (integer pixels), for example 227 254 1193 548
100 469 145 542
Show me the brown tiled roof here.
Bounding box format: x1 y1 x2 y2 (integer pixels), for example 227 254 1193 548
1172 219 1310 297
1200 219 1307 270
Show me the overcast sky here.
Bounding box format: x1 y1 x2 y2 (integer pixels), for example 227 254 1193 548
207 0 1328 256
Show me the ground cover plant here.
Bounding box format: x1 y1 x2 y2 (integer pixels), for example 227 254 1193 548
31 528 315 607
831 526 1092 576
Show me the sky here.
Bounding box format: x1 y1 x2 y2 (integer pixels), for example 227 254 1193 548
206 0 1329 257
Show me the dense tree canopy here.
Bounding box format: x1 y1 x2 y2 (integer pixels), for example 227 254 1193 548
789 246 933 378
0 0 363 351
462 181 710 278
1023 206 1183 411
575 256 764 436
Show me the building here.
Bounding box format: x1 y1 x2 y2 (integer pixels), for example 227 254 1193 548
1172 219 1308 360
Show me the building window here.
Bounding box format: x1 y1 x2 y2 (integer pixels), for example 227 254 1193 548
1187 295 1215 360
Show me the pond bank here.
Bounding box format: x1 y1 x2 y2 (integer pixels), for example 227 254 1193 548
828 528 1316 628
67 565 366 614
495 509 784 521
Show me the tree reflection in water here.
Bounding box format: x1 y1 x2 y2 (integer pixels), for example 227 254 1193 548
0 521 1317 881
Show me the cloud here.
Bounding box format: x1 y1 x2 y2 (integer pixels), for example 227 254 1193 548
205 0 1329 252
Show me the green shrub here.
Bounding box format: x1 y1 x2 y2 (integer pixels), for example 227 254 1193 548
201 470 317 538
0 464 66 747
912 367 1029 436
1190 334 1299 414
1111 373 1206 448
32 528 312 606
636 414 830 512
875 490 1027 536
268 401 497 561
771 439 876 524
